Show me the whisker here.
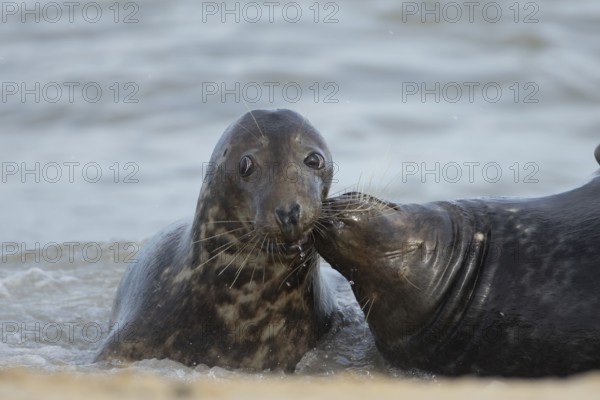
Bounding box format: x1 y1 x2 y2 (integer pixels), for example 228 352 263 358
195 229 257 269
250 234 268 286
278 252 308 289
236 101 264 141
359 296 370 311
399 269 421 291
311 222 327 238
218 248 256 284
319 191 400 222
196 240 241 269
217 232 257 278
191 227 246 244
207 228 256 255
246 108 266 139
264 237 272 284
277 239 289 267
364 297 375 323
229 235 261 288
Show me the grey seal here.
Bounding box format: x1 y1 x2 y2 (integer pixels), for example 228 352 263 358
96 109 338 371
315 145 600 377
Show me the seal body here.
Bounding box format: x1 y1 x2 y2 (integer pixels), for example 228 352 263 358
316 167 600 377
96 109 338 371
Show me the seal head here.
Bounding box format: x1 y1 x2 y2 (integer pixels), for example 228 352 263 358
193 109 333 259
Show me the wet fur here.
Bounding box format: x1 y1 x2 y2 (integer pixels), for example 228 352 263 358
96 109 339 371
316 146 600 377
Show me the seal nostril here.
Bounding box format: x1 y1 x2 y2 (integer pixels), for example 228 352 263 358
275 203 303 243
275 203 301 227
275 207 290 226
290 203 300 225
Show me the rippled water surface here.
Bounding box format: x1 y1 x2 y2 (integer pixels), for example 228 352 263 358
2 0 600 378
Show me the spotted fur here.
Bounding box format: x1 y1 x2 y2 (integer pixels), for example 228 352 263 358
96 109 338 371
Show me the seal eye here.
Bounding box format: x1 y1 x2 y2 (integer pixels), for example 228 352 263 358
304 152 325 170
239 155 255 177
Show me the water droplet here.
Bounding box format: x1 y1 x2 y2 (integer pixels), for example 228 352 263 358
349 280 354 285
286 282 291 287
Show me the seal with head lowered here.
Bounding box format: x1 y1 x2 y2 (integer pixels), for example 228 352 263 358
96 109 338 371
315 145 600 377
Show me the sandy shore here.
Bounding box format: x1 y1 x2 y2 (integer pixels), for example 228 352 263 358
2 369 600 400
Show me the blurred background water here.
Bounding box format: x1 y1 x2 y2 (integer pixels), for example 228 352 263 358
1 0 599 377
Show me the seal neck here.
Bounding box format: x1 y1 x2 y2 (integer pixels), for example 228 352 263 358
402 201 488 356
189 182 316 289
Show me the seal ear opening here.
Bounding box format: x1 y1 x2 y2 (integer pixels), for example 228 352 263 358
595 144 600 166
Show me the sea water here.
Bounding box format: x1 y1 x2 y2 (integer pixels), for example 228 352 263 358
2 0 599 379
